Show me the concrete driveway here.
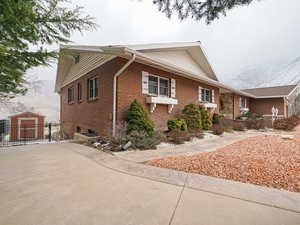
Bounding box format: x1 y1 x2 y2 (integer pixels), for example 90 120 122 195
0 143 299 225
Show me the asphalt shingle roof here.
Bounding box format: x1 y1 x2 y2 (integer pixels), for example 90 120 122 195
242 85 297 97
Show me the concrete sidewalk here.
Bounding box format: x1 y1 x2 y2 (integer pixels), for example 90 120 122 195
0 143 299 225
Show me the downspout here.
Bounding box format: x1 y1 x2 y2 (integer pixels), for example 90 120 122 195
112 53 136 136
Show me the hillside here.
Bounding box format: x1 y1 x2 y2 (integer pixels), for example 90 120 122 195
0 80 59 123
221 57 300 89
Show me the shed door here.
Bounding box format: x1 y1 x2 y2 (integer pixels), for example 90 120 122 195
19 119 37 139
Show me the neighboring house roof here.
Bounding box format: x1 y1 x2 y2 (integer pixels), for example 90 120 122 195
242 85 297 98
9 111 45 118
55 41 254 98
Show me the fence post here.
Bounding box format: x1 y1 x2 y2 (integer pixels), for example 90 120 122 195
48 123 52 142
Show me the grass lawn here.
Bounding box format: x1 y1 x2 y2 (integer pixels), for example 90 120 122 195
146 135 300 193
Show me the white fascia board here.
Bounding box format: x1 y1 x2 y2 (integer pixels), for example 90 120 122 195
254 96 286 99
123 48 256 98
197 43 218 81
128 42 201 51
287 85 299 97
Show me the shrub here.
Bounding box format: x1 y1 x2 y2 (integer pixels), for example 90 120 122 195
199 105 212 130
167 130 191 144
167 118 188 132
232 122 246 131
212 113 223 125
182 104 202 130
245 119 265 130
211 124 224 135
126 131 163 150
127 100 154 136
273 116 300 131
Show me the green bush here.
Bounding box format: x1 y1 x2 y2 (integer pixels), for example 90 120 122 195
126 100 155 136
167 118 188 132
126 131 163 150
212 113 223 125
182 104 202 130
199 105 212 130
240 112 262 119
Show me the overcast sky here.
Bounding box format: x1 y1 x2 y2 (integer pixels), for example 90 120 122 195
32 0 300 82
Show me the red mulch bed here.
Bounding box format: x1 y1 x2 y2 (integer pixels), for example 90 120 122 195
146 135 300 192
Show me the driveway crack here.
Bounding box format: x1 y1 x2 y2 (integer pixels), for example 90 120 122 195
168 174 188 225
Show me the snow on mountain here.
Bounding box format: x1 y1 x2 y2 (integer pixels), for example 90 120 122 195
0 80 59 123
221 57 300 89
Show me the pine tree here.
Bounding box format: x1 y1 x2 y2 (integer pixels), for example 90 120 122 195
0 0 96 100
153 0 255 23
182 103 202 130
127 100 155 136
199 105 212 130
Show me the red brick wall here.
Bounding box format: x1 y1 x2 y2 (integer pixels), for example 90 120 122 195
249 98 285 117
60 58 127 138
117 62 220 130
60 57 221 136
10 112 44 141
233 95 250 119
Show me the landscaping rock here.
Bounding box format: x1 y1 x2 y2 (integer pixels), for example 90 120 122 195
146 135 300 193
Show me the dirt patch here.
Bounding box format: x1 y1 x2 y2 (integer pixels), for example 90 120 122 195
146 135 300 192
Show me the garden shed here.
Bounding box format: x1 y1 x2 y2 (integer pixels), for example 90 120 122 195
9 112 45 141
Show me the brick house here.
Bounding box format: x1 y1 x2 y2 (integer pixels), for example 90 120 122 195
242 84 300 118
55 42 253 137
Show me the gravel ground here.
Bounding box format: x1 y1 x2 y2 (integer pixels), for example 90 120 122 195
146 135 300 193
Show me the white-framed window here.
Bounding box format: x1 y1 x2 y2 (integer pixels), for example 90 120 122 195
201 88 212 102
240 97 247 108
68 87 74 104
87 77 98 100
148 75 169 97
77 83 82 102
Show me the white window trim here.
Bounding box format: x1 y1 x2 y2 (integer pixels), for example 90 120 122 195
201 88 212 103
67 87 75 103
148 74 170 97
17 118 38 140
240 97 247 108
88 77 98 100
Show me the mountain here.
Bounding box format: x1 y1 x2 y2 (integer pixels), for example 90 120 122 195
0 80 59 122
221 57 300 89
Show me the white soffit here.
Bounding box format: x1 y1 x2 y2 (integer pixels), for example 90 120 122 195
140 50 208 79
129 43 218 81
